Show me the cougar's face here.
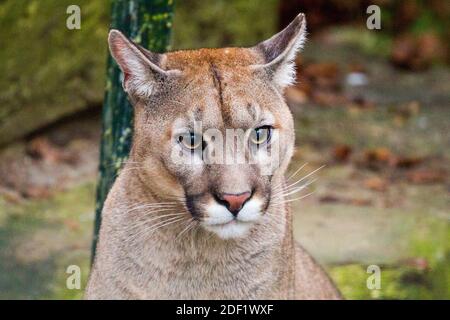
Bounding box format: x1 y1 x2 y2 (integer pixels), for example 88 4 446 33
167 62 294 239
109 14 306 239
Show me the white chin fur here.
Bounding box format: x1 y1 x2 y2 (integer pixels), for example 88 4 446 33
202 199 263 239
204 221 253 239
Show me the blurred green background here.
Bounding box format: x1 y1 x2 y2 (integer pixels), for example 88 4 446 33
0 0 448 299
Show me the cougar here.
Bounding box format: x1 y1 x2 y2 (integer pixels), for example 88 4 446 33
86 13 341 300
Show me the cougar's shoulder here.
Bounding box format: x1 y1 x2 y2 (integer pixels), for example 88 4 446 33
294 244 342 299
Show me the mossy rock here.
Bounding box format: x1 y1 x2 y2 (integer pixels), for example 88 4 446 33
0 0 109 146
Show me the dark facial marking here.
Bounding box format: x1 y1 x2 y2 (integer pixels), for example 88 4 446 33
209 62 223 104
209 63 232 125
247 103 258 122
193 106 203 122
185 192 207 218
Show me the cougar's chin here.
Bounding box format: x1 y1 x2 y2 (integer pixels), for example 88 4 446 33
203 220 255 239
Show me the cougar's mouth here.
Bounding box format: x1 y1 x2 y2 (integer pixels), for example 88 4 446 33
200 197 264 239
207 218 253 227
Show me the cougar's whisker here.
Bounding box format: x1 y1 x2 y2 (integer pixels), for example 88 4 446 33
142 217 187 239
283 165 324 191
279 179 316 198
128 215 186 243
125 212 187 231
271 191 316 205
286 163 308 182
125 202 178 213
175 218 196 241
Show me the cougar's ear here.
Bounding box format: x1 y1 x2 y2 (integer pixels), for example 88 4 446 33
250 13 307 90
108 29 180 98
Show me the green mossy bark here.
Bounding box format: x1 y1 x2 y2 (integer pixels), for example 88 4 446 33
93 0 174 258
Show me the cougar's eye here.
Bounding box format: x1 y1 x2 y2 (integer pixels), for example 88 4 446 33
250 126 273 145
178 132 202 150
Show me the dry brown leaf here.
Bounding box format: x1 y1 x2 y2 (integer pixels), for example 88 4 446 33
304 62 339 81
364 148 393 163
319 195 341 203
319 195 373 207
364 177 388 192
350 198 373 206
332 144 352 162
22 186 51 199
390 156 422 169
407 169 447 184
391 33 446 70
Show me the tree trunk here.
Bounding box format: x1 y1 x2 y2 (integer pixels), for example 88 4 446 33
93 0 174 260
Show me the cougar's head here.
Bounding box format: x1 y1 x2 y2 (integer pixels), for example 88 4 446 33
108 14 307 239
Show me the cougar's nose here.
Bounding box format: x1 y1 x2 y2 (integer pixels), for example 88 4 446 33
215 191 252 216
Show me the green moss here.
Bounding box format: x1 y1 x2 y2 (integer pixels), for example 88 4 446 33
0 183 95 299
0 0 109 145
172 0 278 49
328 212 449 300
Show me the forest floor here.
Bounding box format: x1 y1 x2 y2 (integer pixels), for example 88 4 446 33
0 28 448 299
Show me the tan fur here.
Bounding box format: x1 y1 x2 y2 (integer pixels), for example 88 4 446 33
86 13 341 300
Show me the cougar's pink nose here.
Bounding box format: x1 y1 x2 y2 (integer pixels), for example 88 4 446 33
217 192 252 216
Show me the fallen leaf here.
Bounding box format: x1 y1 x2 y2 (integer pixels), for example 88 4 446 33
303 62 340 83
364 148 393 165
390 156 422 168
364 177 388 192
348 63 367 73
417 33 447 64
350 198 373 206
349 96 374 110
22 186 51 199
391 33 446 70
391 35 418 69
332 144 352 162
407 169 447 184
319 195 341 203
319 195 373 207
